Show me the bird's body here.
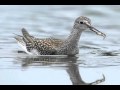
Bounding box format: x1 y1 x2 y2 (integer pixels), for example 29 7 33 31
15 32 64 55
14 16 106 56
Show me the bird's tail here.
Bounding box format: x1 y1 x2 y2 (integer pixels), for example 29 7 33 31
14 33 25 46
21 28 35 45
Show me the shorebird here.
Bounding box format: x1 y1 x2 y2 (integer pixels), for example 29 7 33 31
14 16 106 56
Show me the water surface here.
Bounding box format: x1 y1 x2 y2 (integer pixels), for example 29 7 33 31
0 5 120 85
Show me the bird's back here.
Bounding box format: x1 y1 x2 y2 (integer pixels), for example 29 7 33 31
35 38 64 48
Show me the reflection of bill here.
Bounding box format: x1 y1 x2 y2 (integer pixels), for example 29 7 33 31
15 56 105 85
67 62 105 85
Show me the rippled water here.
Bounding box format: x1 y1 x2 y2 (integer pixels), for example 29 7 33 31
1 5 120 85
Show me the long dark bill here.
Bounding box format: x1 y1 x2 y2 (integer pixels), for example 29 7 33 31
85 23 106 39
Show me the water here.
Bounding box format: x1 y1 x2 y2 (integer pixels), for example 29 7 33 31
0 5 120 85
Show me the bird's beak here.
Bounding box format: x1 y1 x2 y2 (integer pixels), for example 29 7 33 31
85 22 106 39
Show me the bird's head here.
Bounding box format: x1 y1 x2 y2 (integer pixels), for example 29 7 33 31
74 16 106 39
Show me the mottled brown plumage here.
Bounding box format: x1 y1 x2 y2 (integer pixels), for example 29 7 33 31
14 16 106 55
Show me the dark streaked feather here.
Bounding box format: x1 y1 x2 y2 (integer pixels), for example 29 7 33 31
14 28 64 55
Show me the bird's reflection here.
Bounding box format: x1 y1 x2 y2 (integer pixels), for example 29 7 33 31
15 55 105 85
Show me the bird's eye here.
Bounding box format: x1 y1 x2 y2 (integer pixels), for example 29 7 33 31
80 22 83 24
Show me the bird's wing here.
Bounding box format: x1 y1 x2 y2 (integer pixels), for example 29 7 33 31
14 28 64 55
42 38 64 47
21 28 58 54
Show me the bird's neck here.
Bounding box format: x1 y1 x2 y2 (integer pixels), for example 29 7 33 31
57 28 83 55
65 28 82 46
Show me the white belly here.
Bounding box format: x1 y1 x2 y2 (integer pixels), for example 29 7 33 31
17 41 39 55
